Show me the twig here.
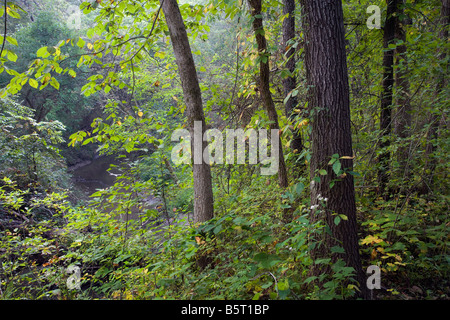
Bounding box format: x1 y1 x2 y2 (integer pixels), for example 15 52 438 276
11 210 30 223
250 271 279 298
126 0 165 63
0 0 7 60
59 0 165 67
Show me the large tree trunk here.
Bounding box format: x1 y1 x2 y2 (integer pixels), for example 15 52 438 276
420 0 449 194
282 0 303 154
160 0 214 223
377 0 399 199
248 0 288 188
300 0 369 299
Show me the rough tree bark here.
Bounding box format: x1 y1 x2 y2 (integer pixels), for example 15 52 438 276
300 0 369 299
282 0 303 154
248 0 288 188
377 0 399 199
160 0 214 223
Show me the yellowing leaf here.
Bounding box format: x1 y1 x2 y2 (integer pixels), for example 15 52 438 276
371 249 377 260
154 51 166 59
42 74 51 85
137 111 143 117
297 119 309 128
362 235 384 245
154 80 160 87
195 236 205 245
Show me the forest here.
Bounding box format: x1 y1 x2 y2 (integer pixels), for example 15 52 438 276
0 0 448 302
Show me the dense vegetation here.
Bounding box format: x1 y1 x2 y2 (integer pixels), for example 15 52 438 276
0 0 448 301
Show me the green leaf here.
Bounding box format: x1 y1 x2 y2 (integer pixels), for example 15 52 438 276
331 246 345 254
252 292 261 300
388 43 397 49
29 78 38 89
304 276 317 284
319 169 327 175
295 182 305 195
277 279 290 299
6 8 21 19
332 161 341 175
77 37 86 49
213 225 222 234
50 77 60 90
6 36 17 46
87 28 95 39
334 216 341 225
7 50 17 62
291 89 298 97
315 258 331 265
68 69 77 78
36 47 50 58
277 279 289 291
253 253 281 269
82 137 94 146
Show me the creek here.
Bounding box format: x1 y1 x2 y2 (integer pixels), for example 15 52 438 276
69 155 119 196
68 155 190 229
69 155 160 223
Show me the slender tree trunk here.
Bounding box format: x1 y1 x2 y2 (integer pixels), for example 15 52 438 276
377 0 398 199
394 0 412 181
160 0 214 223
300 0 369 299
282 0 303 154
420 0 449 194
247 0 288 189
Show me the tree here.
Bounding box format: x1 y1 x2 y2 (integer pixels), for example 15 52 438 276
160 0 214 223
393 0 412 180
300 0 369 298
377 0 399 198
247 0 288 188
420 0 449 194
282 0 302 155
0 10 93 136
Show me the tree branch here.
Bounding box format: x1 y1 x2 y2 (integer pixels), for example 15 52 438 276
0 0 7 61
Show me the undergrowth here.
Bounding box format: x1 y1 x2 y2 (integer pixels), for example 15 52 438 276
1 168 448 300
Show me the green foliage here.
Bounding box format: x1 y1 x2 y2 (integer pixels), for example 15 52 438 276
0 0 448 301
0 98 71 190
359 195 449 290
